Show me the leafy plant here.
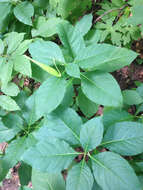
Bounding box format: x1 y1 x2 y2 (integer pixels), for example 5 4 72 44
94 0 141 46
0 1 143 190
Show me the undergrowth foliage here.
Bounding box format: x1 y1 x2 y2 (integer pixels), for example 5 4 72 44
0 0 143 190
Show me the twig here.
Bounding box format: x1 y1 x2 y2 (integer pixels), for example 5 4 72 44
94 4 128 23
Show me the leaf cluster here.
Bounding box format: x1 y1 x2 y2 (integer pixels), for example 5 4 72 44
0 0 143 190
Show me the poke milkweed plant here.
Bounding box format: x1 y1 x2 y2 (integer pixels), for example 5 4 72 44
0 0 143 190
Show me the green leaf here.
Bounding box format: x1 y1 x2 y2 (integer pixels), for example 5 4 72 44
31 63 50 83
18 162 32 186
12 40 32 56
57 22 85 60
19 186 31 190
4 136 35 166
80 117 103 151
103 108 133 131
77 89 98 117
14 91 29 110
65 63 80 78
14 2 34 26
0 95 20 111
49 0 91 19
85 29 101 46
102 121 143 156
0 3 12 33
75 44 138 72
66 163 94 190
92 181 102 190
0 60 13 88
0 135 36 182
1 82 20 97
91 152 141 190
81 71 123 107
0 114 23 143
33 0 49 8
32 169 65 190
35 77 66 115
58 82 74 109
34 108 82 145
75 14 93 37
32 16 64 38
4 32 25 54
29 40 65 66
128 3 143 26
122 90 143 105
0 39 4 55
23 77 66 125
13 55 32 77
137 84 143 98
22 138 78 172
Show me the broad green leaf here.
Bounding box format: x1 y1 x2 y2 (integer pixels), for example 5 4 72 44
0 39 4 55
128 3 143 26
0 158 9 182
19 186 31 190
1 82 20 97
12 40 32 56
132 162 143 173
34 108 82 145
112 0 124 6
91 152 141 190
136 103 143 115
58 82 74 109
0 60 13 88
0 3 12 33
33 0 49 8
102 121 143 156
75 14 93 37
35 77 66 115
22 138 78 172
0 95 20 111
137 84 143 98
75 44 138 72
32 16 64 38
92 181 102 190
103 108 133 131
14 91 29 110
32 169 65 190
14 2 34 26
138 175 143 188
3 136 35 166
0 135 36 181
18 162 32 186
122 90 143 105
23 77 66 125
0 114 22 143
13 55 32 77
66 163 94 190
31 63 50 83
85 29 101 46
57 22 85 60
49 0 91 19
29 40 65 66
65 63 80 78
81 71 123 107
77 89 98 117
4 32 25 54
22 93 40 125
80 117 103 151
